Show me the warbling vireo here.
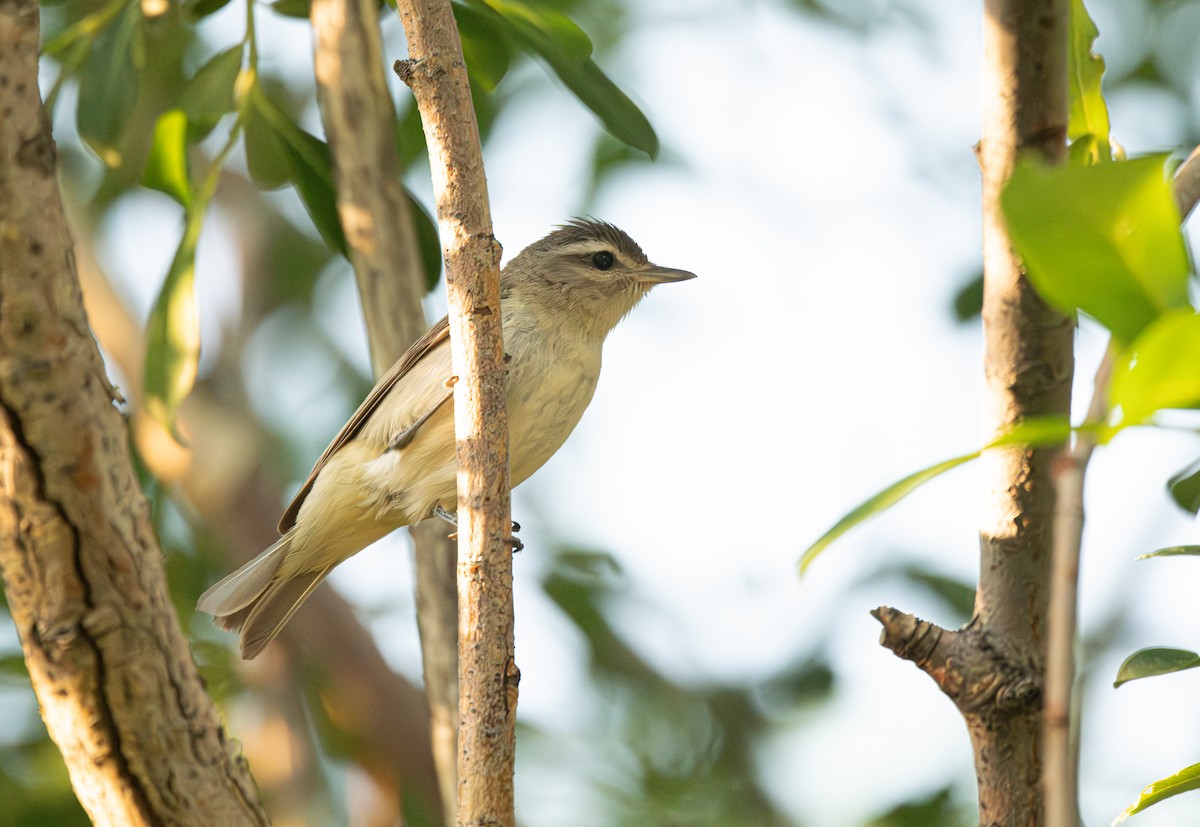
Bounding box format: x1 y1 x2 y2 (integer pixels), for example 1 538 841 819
197 219 695 658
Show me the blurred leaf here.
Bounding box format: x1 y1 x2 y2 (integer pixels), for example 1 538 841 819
270 0 312 17
248 87 348 255
142 109 192 206
1138 545 1200 559
456 3 513 91
395 101 428 170
144 216 203 433
180 45 243 138
0 652 29 681
759 658 835 710
472 0 592 57
897 564 977 620
406 192 443 291
951 271 984 324
1001 154 1189 345
1109 309 1200 426
470 0 658 156
1167 459 1200 514
76 6 141 167
801 416 1070 573
1067 0 1111 164
1114 647 1200 688
1115 762 1200 823
552 547 625 585
243 90 291 189
184 0 236 19
867 786 965 827
258 204 336 307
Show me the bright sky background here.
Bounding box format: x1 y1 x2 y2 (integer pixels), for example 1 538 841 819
76 0 1200 824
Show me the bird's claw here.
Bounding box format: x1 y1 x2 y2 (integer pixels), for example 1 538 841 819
433 506 521 552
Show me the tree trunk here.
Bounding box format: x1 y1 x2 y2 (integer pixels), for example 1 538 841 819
874 2 1073 825
975 0 1072 820
0 2 267 823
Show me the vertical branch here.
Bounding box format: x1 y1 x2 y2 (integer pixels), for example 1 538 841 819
310 0 459 819
410 519 462 824
0 2 267 824
392 2 515 825
977 0 1073 823
1043 349 1111 827
311 0 427 370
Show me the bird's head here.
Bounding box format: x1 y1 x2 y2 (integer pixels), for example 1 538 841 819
502 219 695 340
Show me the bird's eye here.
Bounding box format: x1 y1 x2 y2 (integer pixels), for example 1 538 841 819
591 251 615 270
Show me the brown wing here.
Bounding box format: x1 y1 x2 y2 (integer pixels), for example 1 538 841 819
277 316 451 533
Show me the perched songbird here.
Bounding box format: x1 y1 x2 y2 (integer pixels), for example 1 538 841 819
197 220 695 658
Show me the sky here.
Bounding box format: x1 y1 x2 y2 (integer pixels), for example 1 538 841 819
74 0 1200 824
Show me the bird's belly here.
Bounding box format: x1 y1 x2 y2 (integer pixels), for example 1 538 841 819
506 350 600 486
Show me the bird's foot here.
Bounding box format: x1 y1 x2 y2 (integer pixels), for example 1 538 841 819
433 507 522 551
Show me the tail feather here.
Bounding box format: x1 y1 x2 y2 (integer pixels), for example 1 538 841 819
196 533 332 659
197 535 291 617
237 567 332 659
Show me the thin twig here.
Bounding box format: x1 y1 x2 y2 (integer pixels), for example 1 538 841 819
1043 343 1114 827
392 2 515 824
1043 152 1200 827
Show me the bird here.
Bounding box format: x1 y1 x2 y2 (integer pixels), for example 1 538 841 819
197 219 695 658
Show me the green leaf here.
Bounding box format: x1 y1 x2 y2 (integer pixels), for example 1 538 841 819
951 271 984 324
456 3 513 91
1167 460 1200 514
248 87 347 255
897 565 977 620
180 45 243 138
800 452 978 574
1114 762 1200 823
184 0 236 19
1114 647 1200 688
1137 546 1200 559
143 109 192 206
1109 309 1200 425
270 0 311 18
1001 154 1189 345
76 6 141 168
144 218 203 433
243 92 290 189
1067 0 1111 164
799 416 1071 574
406 192 443 291
470 0 658 156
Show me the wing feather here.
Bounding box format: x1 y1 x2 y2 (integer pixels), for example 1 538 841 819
278 316 451 533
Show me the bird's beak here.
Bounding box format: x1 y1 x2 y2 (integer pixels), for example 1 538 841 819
636 266 697 285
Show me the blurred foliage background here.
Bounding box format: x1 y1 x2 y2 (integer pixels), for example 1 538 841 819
4 0 1200 825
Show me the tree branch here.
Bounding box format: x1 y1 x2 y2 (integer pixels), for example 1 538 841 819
311 0 428 371
73 206 445 824
975 2 1072 823
873 608 1040 716
0 2 267 823
877 3 1072 825
392 2 516 824
310 0 460 818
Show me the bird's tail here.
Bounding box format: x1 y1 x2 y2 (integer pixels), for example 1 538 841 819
196 534 332 660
